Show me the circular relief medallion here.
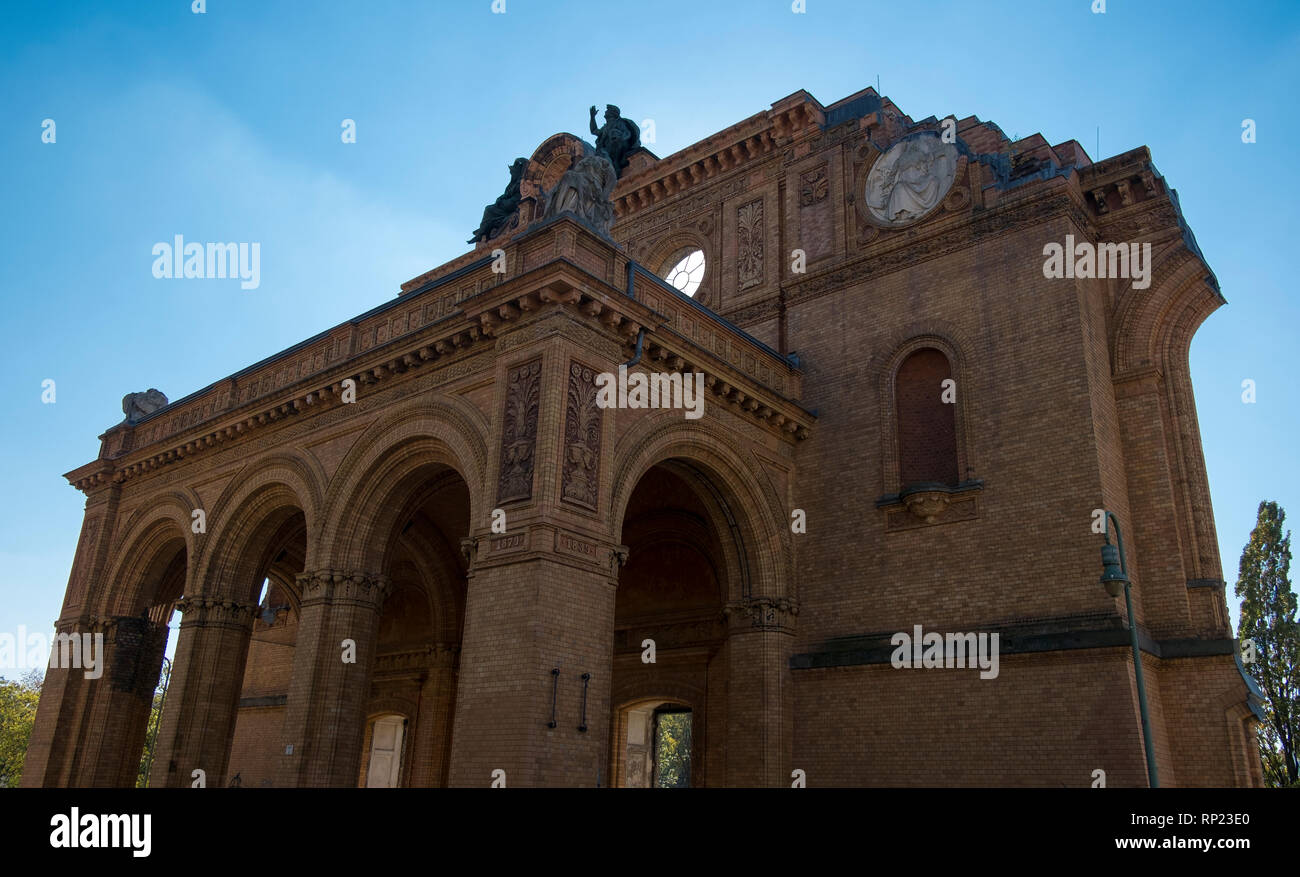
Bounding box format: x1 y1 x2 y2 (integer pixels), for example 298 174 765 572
864 132 958 227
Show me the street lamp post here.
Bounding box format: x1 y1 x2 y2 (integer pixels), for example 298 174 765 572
1098 510 1159 789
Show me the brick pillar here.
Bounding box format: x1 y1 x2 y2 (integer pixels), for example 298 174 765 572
724 597 796 787
422 645 458 787
21 618 98 787
447 549 617 787
149 597 256 787
75 615 169 786
1113 376 1191 636
275 570 390 788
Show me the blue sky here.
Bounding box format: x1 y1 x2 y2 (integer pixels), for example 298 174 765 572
1 0 1297 673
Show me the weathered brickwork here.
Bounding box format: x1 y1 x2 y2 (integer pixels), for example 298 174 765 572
23 86 1258 788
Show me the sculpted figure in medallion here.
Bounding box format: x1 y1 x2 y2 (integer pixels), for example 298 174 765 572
865 132 958 226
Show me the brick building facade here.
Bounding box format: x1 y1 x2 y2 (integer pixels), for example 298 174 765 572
24 86 1263 787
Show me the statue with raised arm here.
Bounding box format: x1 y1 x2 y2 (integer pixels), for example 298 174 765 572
468 157 529 244
589 104 640 179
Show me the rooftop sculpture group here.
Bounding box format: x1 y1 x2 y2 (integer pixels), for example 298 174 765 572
468 104 640 244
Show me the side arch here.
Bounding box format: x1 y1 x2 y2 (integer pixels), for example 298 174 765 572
100 489 201 616
194 450 324 601
317 394 487 572
610 417 792 602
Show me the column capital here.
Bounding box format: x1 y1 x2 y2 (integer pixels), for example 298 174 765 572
724 595 799 634
174 596 260 627
609 544 630 574
295 569 392 609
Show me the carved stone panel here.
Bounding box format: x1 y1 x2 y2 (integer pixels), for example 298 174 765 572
497 358 542 504
863 132 958 227
561 361 602 510
798 163 832 261
799 165 828 206
737 199 764 290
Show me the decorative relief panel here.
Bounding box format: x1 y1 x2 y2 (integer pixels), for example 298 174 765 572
798 164 829 206
737 199 764 290
799 162 833 261
863 132 958 227
561 361 601 510
497 358 542 503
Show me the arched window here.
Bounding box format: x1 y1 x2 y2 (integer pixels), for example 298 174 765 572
663 248 705 297
896 348 959 488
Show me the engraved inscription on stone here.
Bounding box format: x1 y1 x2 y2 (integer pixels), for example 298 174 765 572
491 533 526 552
557 532 597 559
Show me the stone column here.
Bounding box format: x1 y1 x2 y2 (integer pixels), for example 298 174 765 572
78 615 168 787
422 644 459 787
150 597 257 787
275 570 390 788
724 596 797 787
24 615 165 787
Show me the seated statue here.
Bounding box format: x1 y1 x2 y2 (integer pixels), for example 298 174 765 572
469 158 529 244
541 152 617 237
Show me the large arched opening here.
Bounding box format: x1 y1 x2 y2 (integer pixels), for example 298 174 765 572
610 459 742 788
356 463 470 787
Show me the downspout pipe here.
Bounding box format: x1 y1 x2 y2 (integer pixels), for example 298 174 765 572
622 258 645 368
623 327 646 368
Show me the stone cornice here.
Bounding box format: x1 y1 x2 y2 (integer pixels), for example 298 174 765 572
611 101 816 220
68 220 814 495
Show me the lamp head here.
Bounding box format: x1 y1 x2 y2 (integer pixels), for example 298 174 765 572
1100 542 1128 597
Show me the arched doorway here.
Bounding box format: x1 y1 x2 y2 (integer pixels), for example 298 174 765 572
223 510 307 788
613 698 694 787
610 460 733 787
358 464 470 787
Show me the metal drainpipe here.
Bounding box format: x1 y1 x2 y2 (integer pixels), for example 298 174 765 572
623 327 646 368
623 260 644 367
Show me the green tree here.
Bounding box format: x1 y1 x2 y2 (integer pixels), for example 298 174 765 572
1235 500 1300 787
136 657 171 788
655 711 692 788
0 670 43 788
